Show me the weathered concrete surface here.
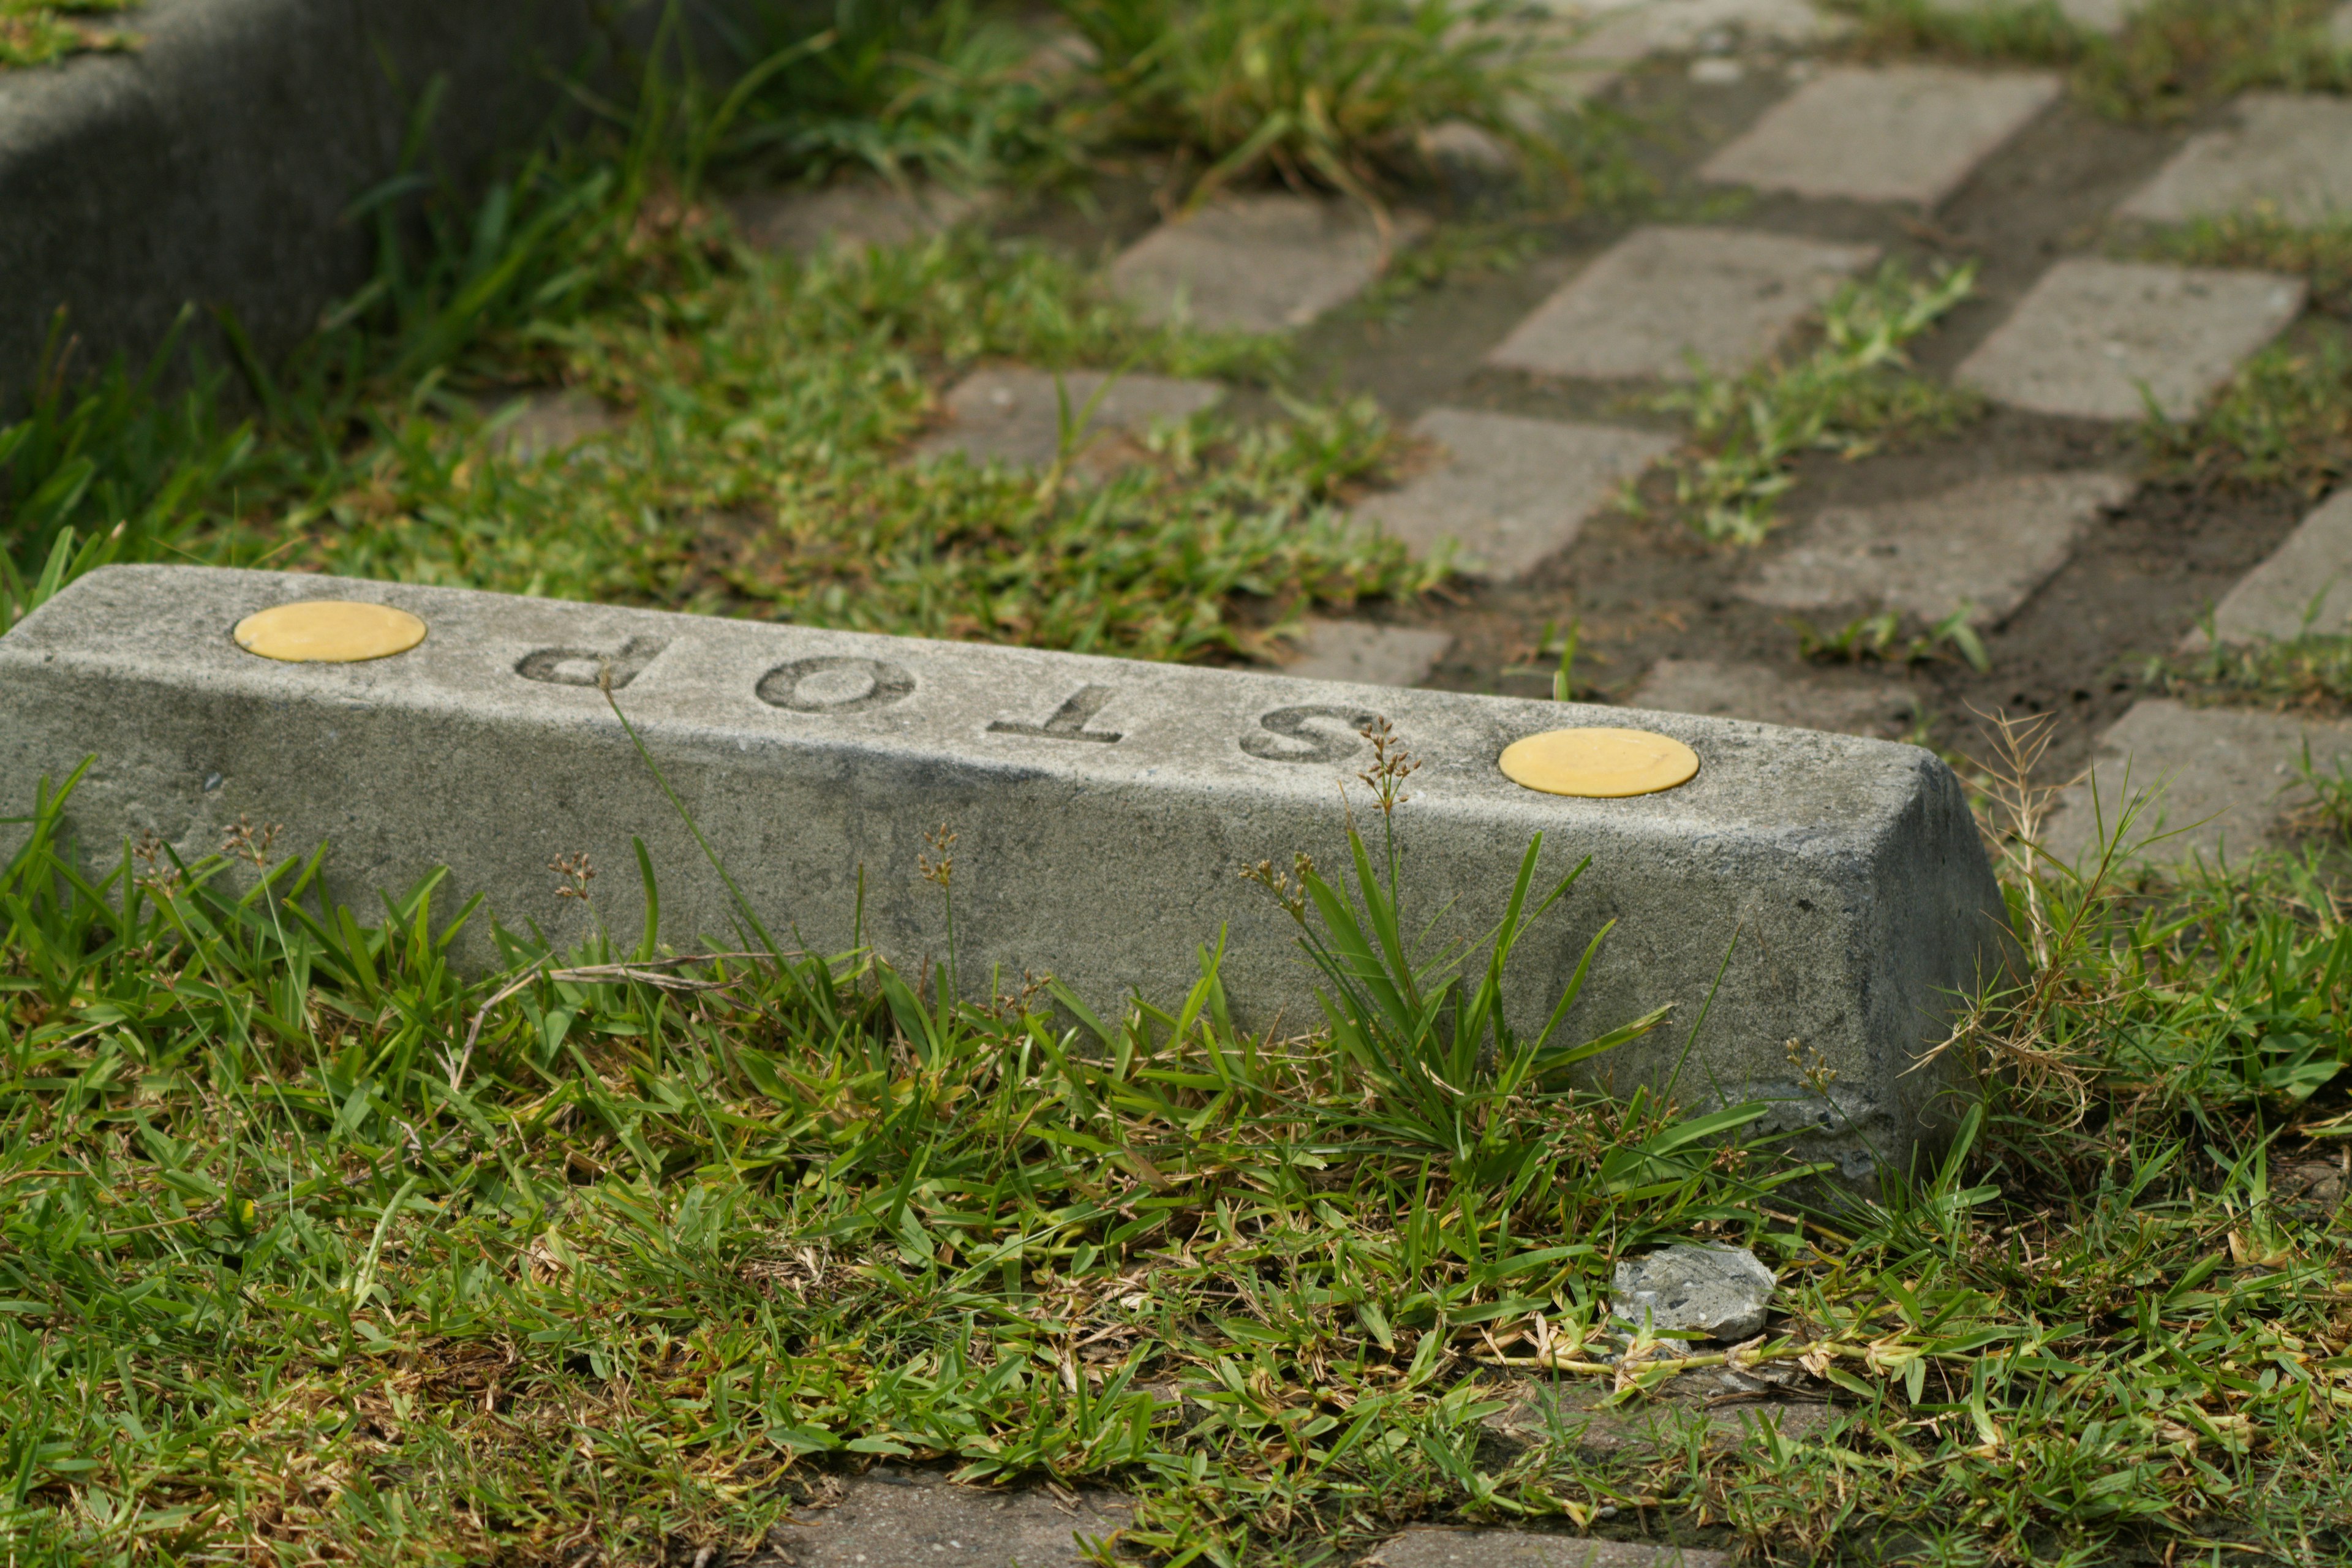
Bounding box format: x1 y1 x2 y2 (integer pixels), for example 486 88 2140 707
1954 259 2305 421
1355 408 1674 578
1487 226 1880 381
1614 1244 1774 1340
1368 1529 1732 1568
2197 489 2352 647
0 566 2017 1180
0 0 725 406
1282 619 1453 688
761 1469 1130 1566
914 366 1224 469
1699 66 2060 207
1737 472 2136 627
2043 698 2352 867
1109 195 1429 333
2120 94 2352 226
1629 658 1916 741
729 179 993 257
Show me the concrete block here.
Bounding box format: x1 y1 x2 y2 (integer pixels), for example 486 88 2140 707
728 179 992 256
1954 258 2305 421
1485 226 1882 382
913 366 1224 469
761 1469 1130 1566
1368 1529 1731 1568
1281 619 1454 688
1629 658 1917 739
2120 94 2352 227
1109 195 1430 333
1698 66 2061 207
2043 698 2352 867
1737 472 2137 627
0 566 2016 1182
1354 408 1675 579
2201 489 2352 646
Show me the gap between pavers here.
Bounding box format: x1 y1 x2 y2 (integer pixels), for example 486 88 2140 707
1109 194 1430 333
2042 697 2352 867
728 179 992 255
1953 258 2305 421
2120 93 2352 226
1281 619 1455 687
1698 65 2061 208
1366 1528 1732 1567
754 1468 1131 1566
1354 408 1675 579
1629 658 1918 740
2192 488 2352 648
914 366 1225 469
1485 226 1882 382
1736 471 2138 627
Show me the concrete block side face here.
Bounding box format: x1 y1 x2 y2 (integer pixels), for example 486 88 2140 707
1698 66 2062 207
2211 488 2352 646
2120 94 2352 226
0 566 2010 1180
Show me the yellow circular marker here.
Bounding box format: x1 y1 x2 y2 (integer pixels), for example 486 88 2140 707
232 601 426 663
1499 726 1699 799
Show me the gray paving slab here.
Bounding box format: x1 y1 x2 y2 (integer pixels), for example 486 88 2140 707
2335 1 2352 47
0 565 2018 1185
1629 658 1918 739
2043 698 2352 867
1736 471 2137 627
2200 488 2352 646
1698 66 2061 207
914 366 1225 469
1354 408 1675 579
729 180 990 255
484 390 624 463
1547 0 1834 58
2120 94 2352 226
1487 1373 1833 1460
1485 226 1882 382
1953 258 2305 421
1367 1527 1732 1567
1281 619 1454 687
763 1469 1131 1566
1924 0 2139 32
1109 195 1430 333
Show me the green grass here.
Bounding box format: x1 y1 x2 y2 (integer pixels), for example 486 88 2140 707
0 0 134 70
2145 208 2352 319
2148 630 2352 712
2141 321 2352 497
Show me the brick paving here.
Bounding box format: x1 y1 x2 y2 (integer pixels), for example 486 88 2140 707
915 366 1224 469
1110 195 1428 331
2199 489 2352 647
2120 93 2352 225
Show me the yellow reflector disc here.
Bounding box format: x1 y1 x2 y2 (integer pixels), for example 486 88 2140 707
233 601 426 663
1499 727 1699 799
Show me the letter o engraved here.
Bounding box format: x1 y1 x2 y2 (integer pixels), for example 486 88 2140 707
1242 705 1379 764
756 655 915 714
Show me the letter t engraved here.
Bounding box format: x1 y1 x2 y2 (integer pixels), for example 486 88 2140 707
987 684 1123 744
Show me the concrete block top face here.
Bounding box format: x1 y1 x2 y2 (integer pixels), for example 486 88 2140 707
1954 258 2305 421
1698 66 2062 207
1367 1526 1732 1567
726 181 989 255
1630 657 1918 740
1352 407 1676 578
1736 470 2137 627
2211 488 2352 645
1485 226 1882 382
2120 94 2352 227
1108 195 1430 333
1 565 2012 1178
1281 619 1455 688
763 1470 1129 1566
914 366 1226 469
2043 697 2352 867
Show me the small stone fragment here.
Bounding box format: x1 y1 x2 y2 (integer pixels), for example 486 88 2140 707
1613 1243 1775 1341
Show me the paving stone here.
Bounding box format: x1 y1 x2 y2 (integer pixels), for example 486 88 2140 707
1281 619 1454 687
729 179 990 255
914 366 1225 469
2336 1 2352 47
2120 93 2352 226
1698 66 2062 207
1614 1243 1775 1340
1547 0 1834 59
761 1469 1131 1566
483 390 624 463
1629 658 1917 740
2043 698 2352 867
1736 471 2137 627
1367 1526 1733 1567
2199 488 2352 647
1488 1375 1833 1461
1953 258 2305 421
1354 409 1675 579
1924 0 2139 32
0 565 2019 1185
1109 194 1430 333
1485 226 1882 382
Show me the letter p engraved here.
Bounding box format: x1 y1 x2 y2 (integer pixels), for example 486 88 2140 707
988 684 1123 744
516 635 668 690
